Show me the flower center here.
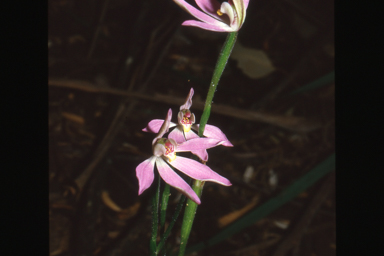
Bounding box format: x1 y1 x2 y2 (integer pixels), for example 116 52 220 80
216 2 237 27
164 141 176 162
180 110 193 133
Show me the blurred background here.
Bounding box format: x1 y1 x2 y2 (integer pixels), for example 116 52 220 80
48 0 335 255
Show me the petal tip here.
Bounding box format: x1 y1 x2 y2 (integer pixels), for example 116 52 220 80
192 197 201 205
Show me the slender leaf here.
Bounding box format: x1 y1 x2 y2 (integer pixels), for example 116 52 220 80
186 153 335 254
288 71 334 96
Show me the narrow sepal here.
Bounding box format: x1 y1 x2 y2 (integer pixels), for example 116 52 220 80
185 129 208 161
193 124 233 147
168 156 232 186
168 127 186 144
156 158 201 204
136 156 156 195
176 138 223 152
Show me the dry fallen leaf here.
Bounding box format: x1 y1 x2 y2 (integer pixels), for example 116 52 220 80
101 191 141 220
101 190 122 212
218 195 259 228
231 42 275 79
68 34 86 44
118 202 141 220
61 112 85 125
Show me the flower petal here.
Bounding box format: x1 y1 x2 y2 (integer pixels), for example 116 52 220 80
173 0 229 27
176 137 224 152
168 156 232 186
184 129 199 140
143 119 176 134
142 119 163 133
192 124 233 147
136 156 156 195
243 0 250 9
153 109 173 145
195 0 222 20
182 20 233 32
233 0 248 26
192 148 208 161
180 88 194 110
220 2 235 27
168 126 186 144
156 158 201 204
185 130 208 161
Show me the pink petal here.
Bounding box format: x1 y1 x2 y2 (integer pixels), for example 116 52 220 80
136 156 156 195
143 119 176 133
168 126 186 144
169 156 232 186
176 138 223 152
184 129 199 140
182 20 233 32
155 158 201 204
192 124 233 147
195 0 222 20
192 149 208 161
142 119 163 133
185 130 208 161
173 0 228 27
243 0 250 9
155 109 172 140
180 88 194 110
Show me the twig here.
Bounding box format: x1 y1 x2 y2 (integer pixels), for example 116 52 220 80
87 0 111 59
73 19 177 195
49 78 322 133
271 172 335 256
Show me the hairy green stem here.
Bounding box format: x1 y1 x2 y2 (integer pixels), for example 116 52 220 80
177 32 238 256
178 180 205 256
156 193 187 254
198 31 238 136
150 177 160 255
160 183 170 231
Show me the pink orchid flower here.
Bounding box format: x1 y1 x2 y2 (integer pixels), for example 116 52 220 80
136 108 231 204
142 88 233 162
173 0 249 32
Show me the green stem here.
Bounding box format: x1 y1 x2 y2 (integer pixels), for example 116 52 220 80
178 31 238 256
198 31 238 137
178 180 205 256
160 183 171 231
150 177 161 255
151 31 237 256
156 194 187 254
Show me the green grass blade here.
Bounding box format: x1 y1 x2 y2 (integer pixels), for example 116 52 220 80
288 71 334 96
186 153 335 254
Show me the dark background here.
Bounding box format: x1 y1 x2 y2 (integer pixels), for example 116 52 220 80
49 0 335 255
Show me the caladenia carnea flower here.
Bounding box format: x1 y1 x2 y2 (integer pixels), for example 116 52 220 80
142 88 233 161
136 108 232 205
173 0 249 32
